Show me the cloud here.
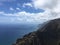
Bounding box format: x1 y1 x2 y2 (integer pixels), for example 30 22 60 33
31 0 60 14
0 10 60 24
23 0 60 20
0 12 5 14
16 8 21 10
0 11 57 24
23 3 32 7
0 0 60 24
22 0 60 19
10 7 14 11
31 0 57 9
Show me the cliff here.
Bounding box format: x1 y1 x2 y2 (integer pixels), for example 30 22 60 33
13 18 60 45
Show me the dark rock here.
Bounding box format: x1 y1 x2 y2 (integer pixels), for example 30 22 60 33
13 18 60 45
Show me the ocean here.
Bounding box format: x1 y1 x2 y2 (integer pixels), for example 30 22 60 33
0 24 39 45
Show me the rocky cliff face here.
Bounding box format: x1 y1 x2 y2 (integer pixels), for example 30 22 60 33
13 18 60 45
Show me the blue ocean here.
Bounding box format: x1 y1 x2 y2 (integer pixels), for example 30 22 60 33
0 24 39 45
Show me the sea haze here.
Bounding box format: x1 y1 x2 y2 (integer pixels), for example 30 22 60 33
0 23 38 45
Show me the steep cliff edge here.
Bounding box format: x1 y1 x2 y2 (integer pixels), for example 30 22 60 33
13 18 60 45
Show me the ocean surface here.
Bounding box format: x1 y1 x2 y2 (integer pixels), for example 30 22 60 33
0 24 39 45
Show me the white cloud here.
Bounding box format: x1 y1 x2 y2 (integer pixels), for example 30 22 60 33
22 0 60 21
23 3 32 7
1 0 60 24
10 7 14 11
31 0 57 9
26 0 60 20
0 11 57 24
0 11 5 14
31 0 60 14
16 8 20 10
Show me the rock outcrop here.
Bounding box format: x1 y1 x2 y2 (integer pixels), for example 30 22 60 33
13 18 60 45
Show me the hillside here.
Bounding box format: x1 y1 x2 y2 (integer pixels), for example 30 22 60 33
13 18 60 45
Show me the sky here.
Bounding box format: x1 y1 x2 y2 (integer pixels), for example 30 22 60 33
0 0 60 24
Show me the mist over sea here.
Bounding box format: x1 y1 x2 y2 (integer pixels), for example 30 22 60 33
0 23 39 45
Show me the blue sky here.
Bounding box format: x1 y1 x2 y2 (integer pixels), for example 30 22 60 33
0 0 60 24
0 0 44 13
0 0 44 24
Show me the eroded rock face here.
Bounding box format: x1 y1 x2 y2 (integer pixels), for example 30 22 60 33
13 18 60 45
